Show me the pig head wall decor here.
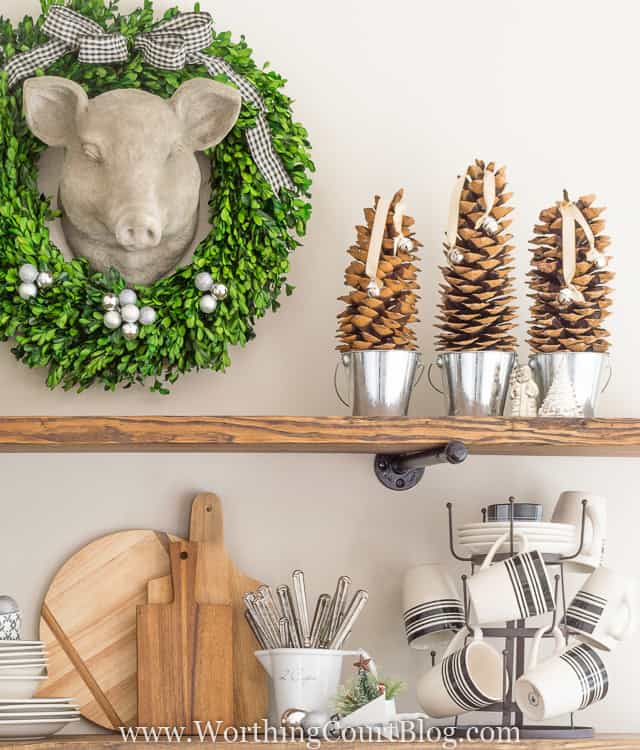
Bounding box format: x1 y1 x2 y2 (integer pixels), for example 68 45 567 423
23 76 242 286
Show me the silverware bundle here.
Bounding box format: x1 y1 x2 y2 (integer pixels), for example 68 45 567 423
244 571 368 650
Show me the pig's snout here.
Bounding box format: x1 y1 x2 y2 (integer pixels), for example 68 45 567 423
115 213 162 251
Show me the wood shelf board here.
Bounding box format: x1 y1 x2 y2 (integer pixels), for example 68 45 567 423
0 734 638 750
0 416 639 456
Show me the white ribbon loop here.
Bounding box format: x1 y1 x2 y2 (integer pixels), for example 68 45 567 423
392 202 405 255
474 167 497 231
445 173 466 264
3 6 294 195
558 198 586 304
365 196 392 288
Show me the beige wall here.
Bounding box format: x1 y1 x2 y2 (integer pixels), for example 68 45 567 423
1 0 639 733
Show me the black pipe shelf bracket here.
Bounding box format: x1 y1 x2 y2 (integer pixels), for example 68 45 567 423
374 440 468 491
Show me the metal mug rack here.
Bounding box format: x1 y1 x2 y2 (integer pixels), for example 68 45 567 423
434 496 593 740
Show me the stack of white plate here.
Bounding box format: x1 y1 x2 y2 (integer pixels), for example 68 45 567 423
0 699 79 740
0 640 48 700
458 521 577 555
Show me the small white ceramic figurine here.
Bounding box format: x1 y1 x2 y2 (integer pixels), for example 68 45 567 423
509 364 539 417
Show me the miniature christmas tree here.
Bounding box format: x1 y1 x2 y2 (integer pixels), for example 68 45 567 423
336 189 421 351
528 191 613 353
436 159 517 352
538 358 584 417
332 655 405 717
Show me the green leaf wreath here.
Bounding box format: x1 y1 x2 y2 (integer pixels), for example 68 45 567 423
0 0 313 392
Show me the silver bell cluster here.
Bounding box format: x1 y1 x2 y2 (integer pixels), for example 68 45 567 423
102 289 157 340
194 272 228 314
18 263 54 300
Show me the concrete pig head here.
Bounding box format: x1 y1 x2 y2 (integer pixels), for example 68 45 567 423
23 76 241 285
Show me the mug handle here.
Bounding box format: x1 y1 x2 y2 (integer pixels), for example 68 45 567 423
427 360 444 394
333 355 351 408
528 625 564 670
608 590 636 642
443 626 481 658
480 531 530 571
580 501 599 557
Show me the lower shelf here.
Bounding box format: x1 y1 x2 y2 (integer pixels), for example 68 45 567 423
0 735 637 749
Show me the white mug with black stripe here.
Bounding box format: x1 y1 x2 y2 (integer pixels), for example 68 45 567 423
403 564 465 650
516 626 609 720
416 627 504 718
563 566 637 651
467 531 555 625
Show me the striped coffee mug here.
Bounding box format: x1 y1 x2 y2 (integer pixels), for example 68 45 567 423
516 626 609 720
417 627 504 718
563 566 636 651
468 531 554 625
403 564 465 650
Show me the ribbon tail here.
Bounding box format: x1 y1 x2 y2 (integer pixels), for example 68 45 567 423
392 202 405 255
365 196 392 283
192 51 295 194
474 167 496 230
445 173 466 261
560 202 577 288
4 39 70 89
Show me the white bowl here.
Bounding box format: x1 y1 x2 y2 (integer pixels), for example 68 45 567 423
0 675 48 700
459 538 576 555
0 664 47 676
0 716 79 740
0 699 77 712
0 711 80 719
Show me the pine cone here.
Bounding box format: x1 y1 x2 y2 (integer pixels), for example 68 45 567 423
436 159 518 351
527 192 613 353
336 189 421 351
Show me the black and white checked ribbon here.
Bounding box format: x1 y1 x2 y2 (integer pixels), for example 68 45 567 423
3 5 294 194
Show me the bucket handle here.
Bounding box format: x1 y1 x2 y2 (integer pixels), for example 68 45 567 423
427 357 443 394
413 357 425 388
602 360 612 393
333 355 350 408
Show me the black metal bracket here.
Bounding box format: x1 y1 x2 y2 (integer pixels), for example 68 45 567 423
374 440 468 491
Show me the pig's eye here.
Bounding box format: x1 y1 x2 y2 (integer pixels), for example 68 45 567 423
82 144 103 163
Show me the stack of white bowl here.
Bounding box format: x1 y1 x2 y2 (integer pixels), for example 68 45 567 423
0 640 78 739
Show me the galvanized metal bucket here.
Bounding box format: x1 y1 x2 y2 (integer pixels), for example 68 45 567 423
529 352 611 418
428 351 516 416
334 350 424 417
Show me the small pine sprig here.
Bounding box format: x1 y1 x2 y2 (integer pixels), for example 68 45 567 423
332 671 406 717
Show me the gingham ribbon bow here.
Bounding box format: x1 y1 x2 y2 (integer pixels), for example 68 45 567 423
4 6 294 194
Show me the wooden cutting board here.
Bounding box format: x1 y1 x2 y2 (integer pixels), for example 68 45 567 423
36 529 183 729
147 493 268 726
137 541 233 729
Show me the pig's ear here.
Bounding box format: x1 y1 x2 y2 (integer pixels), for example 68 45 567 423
171 78 241 151
23 76 88 147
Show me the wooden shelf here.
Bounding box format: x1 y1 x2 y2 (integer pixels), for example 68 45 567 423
0 416 638 456
0 736 637 750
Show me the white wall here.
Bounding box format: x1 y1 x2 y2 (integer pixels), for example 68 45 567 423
1 0 639 733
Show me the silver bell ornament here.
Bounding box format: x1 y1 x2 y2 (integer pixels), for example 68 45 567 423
139 306 157 326
397 236 414 252
479 215 500 237
195 272 214 292
557 287 574 307
448 247 464 265
18 263 38 283
212 282 228 300
121 303 140 323
36 271 53 289
199 294 217 314
18 282 37 300
121 322 139 340
102 293 118 311
104 310 122 330
367 279 381 298
119 288 137 307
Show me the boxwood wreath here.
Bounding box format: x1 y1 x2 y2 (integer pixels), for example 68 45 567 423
0 0 313 392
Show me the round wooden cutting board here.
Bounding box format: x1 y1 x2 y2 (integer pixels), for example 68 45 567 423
36 529 182 730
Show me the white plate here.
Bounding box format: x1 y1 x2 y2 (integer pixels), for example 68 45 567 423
0 711 80 719
0 666 46 676
0 716 79 740
459 538 576 555
0 642 43 648
0 699 75 706
458 530 574 541
0 660 47 666
0 675 48 700
459 521 574 534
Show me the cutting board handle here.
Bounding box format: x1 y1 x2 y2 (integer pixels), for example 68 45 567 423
190 493 224 544
169 542 198 607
